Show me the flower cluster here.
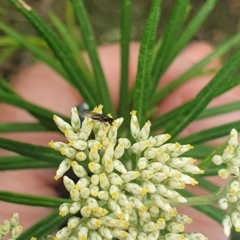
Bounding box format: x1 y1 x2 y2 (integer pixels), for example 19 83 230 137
0 213 22 240
49 105 206 240
211 129 240 237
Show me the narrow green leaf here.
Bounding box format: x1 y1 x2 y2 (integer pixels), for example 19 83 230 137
164 45 240 138
0 77 18 95
0 122 48 132
197 177 219 192
18 210 69 240
0 156 58 170
119 0 132 119
70 0 114 115
0 45 19 63
152 30 240 104
152 0 189 89
177 121 240 145
0 137 62 163
133 0 162 126
0 91 69 130
0 22 68 80
201 165 223 177
49 12 93 83
152 75 240 131
0 190 72 207
197 102 240 120
199 141 227 170
8 0 97 108
182 144 213 159
151 0 218 93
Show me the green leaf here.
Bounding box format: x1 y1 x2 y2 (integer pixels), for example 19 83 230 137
0 137 62 164
0 156 58 170
0 91 69 130
70 0 114 115
0 123 48 132
152 30 240 104
119 0 132 119
164 45 240 138
177 121 240 145
0 22 68 80
49 12 93 83
0 190 72 207
8 0 97 108
152 0 189 90
151 75 240 131
151 0 218 92
0 45 19 63
133 0 162 126
197 102 240 120
17 210 69 240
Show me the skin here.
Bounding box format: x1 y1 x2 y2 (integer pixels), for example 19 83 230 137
1 41 239 239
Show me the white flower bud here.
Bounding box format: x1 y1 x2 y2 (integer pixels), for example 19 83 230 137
59 203 70 216
88 162 103 174
119 138 131 149
53 115 72 133
154 134 171 147
69 202 81 214
75 151 87 161
228 129 239 147
137 157 148 170
144 147 161 159
130 110 140 140
89 146 101 162
10 213 19 227
56 227 71 239
143 181 156 193
87 218 102 229
80 187 91 199
77 224 89 239
11 225 23 238
138 120 151 141
69 140 87 150
121 171 140 182
143 221 158 232
63 176 75 192
71 161 88 177
147 162 162 172
49 141 69 151
166 222 184 233
108 173 123 185
70 189 81 201
188 232 208 240
100 173 110 189
89 231 102 240
1 220 10 235
110 185 120 200
131 141 148 154
141 169 153 180
218 198 228 210
212 155 223 165
114 141 125 159
68 216 80 229
99 225 112 238
98 190 110 200
218 169 229 179
71 107 81 130
61 147 77 159
54 158 72 180
114 160 127 173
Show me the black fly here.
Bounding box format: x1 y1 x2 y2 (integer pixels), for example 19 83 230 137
84 111 114 126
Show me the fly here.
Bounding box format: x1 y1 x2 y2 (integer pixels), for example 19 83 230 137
84 111 114 126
